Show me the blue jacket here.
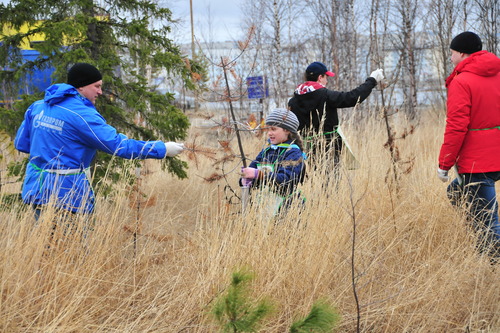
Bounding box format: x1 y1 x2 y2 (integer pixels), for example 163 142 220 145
249 140 306 198
14 83 167 213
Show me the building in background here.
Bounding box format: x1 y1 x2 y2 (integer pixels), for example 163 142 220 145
1 21 54 103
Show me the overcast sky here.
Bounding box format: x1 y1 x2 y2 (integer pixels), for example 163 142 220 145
167 0 244 44
0 0 244 44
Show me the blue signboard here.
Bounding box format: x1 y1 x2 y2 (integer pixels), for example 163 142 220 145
246 76 268 99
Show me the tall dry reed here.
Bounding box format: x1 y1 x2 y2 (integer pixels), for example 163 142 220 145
0 113 498 332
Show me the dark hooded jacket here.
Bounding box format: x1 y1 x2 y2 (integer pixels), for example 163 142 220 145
288 78 377 155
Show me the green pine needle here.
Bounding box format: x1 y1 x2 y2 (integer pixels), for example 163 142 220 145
289 300 340 333
212 270 273 332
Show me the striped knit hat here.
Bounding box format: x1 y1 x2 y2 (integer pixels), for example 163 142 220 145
265 108 299 133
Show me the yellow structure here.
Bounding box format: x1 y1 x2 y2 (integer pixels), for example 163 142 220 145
1 15 109 51
1 21 46 50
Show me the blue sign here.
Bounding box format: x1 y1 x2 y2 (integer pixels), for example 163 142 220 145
246 76 268 99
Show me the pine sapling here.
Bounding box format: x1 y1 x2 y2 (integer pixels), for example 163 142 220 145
289 300 340 333
212 270 273 332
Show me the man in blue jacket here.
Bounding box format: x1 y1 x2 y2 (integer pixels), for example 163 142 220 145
14 63 185 216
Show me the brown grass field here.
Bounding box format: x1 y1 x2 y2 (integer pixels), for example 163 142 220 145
0 110 499 332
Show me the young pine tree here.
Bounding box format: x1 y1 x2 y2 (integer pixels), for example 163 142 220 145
0 0 205 183
212 270 340 332
212 270 273 332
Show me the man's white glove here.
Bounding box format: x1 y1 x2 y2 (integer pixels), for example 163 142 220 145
369 69 384 83
165 142 185 157
437 168 449 182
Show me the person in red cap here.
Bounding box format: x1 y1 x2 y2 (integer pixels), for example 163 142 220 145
437 31 500 262
288 61 383 174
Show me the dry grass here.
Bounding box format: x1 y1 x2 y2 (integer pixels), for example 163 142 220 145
0 112 499 332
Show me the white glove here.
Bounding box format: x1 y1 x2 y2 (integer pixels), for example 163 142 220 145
437 168 449 182
165 142 185 157
369 68 384 83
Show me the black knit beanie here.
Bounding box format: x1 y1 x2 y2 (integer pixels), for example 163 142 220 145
265 108 299 134
67 63 102 88
450 31 482 54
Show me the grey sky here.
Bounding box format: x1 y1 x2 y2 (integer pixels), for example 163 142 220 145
167 0 244 43
0 0 244 44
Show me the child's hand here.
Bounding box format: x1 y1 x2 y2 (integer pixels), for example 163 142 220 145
241 167 259 179
241 178 253 187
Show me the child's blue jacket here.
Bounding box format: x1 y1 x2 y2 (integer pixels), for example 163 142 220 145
249 139 306 198
14 83 166 213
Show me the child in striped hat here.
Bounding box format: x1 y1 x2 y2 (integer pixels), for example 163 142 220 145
241 108 306 217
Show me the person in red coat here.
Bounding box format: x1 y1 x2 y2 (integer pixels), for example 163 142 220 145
437 31 500 261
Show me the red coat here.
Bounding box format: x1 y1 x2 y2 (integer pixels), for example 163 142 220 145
439 50 500 173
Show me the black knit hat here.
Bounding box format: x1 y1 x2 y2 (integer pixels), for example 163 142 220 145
265 108 299 134
450 31 482 54
67 63 102 88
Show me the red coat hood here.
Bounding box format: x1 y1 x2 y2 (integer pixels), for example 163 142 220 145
446 50 500 87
